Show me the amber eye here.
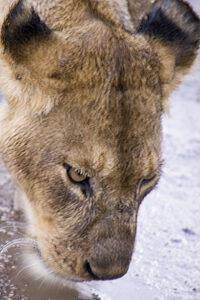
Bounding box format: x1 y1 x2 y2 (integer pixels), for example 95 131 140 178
67 167 88 183
63 163 89 184
64 164 92 197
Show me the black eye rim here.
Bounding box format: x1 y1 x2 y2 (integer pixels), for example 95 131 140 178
63 163 93 198
137 171 160 199
140 161 163 188
140 173 158 187
137 176 160 204
63 163 89 185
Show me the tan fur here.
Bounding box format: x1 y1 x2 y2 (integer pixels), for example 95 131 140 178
128 0 155 26
0 0 199 281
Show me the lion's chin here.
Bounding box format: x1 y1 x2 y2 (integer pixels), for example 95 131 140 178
21 251 98 297
23 251 78 280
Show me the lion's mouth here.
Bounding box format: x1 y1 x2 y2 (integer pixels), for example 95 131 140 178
24 241 94 283
26 238 129 283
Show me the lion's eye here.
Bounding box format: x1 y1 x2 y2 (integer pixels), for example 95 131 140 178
64 164 92 197
67 167 88 183
140 173 157 187
138 173 158 200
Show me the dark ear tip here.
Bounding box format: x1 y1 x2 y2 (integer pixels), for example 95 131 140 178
137 0 200 69
170 0 200 36
137 0 200 44
1 0 51 53
1 0 25 44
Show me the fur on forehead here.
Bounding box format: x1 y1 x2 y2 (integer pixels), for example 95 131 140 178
0 0 160 116
0 0 199 116
65 144 116 175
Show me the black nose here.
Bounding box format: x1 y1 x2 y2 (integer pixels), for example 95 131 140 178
85 239 132 280
85 260 127 280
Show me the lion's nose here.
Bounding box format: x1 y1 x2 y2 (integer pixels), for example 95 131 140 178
85 259 127 280
85 239 132 280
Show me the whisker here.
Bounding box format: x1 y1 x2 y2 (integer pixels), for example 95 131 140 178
0 238 37 255
15 262 40 278
38 267 55 289
0 224 26 229
39 277 46 289
0 226 25 235
0 221 26 226
0 222 27 233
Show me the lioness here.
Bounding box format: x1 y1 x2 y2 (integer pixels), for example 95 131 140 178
0 0 199 282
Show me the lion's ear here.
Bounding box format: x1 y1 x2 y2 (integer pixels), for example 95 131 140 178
137 0 200 94
0 0 51 60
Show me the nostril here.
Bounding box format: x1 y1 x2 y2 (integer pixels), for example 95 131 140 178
84 260 127 281
84 261 99 280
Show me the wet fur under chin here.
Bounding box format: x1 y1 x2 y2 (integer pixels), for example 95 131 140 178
22 252 104 299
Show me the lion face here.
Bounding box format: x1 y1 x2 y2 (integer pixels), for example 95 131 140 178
0 0 199 281
0 61 162 280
